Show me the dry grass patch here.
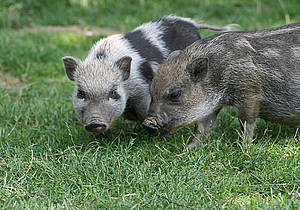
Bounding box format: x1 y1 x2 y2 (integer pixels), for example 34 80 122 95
0 71 27 89
18 25 121 36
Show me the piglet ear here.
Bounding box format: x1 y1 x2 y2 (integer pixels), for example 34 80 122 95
187 57 208 83
62 56 80 81
167 50 182 61
116 56 132 81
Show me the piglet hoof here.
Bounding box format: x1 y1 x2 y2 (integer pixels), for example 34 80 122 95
187 138 201 150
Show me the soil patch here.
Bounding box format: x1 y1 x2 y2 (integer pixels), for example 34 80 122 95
0 72 27 89
18 25 121 36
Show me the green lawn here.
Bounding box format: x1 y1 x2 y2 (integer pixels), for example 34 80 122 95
1 0 300 209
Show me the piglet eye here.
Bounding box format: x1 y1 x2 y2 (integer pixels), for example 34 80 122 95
168 87 182 103
77 89 86 99
170 90 181 99
109 88 120 100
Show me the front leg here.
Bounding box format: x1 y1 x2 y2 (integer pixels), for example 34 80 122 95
238 118 257 142
187 109 220 150
238 99 260 142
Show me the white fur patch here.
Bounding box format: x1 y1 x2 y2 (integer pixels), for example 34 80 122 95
85 34 149 97
260 48 280 58
235 38 256 52
87 34 145 73
292 46 300 60
245 26 300 38
149 61 160 74
164 15 199 26
192 94 222 120
174 93 223 130
268 27 299 36
134 21 170 57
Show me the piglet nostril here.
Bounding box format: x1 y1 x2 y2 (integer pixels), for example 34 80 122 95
142 117 160 134
85 123 107 133
143 121 158 130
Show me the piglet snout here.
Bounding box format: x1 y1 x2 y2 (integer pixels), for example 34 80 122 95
85 118 107 133
143 117 159 134
143 113 168 134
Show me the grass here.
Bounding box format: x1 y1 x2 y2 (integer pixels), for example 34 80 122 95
1 0 300 209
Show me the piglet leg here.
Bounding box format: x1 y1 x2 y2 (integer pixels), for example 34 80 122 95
188 109 220 149
238 98 260 142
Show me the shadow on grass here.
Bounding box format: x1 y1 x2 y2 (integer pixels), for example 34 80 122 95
61 107 299 154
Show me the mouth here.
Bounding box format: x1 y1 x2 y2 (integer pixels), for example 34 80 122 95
85 124 106 132
84 118 108 133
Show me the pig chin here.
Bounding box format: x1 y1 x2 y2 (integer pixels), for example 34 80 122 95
156 123 186 135
163 123 185 134
164 116 196 134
